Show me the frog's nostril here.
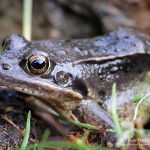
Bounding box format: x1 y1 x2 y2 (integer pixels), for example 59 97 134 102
2 63 11 70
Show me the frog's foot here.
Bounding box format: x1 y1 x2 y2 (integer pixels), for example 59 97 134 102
72 100 115 129
71 99 116 144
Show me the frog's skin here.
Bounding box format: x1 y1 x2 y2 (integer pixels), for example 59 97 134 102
0 28 150 129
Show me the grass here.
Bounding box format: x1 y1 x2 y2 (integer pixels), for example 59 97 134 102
133 92 150 122
18 129 111 150
56 115 100 130
20 111 31 150
111 83 126 150
23 0 33 40
112 83 122 137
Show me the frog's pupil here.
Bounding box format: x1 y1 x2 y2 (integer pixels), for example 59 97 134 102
31 59 45 69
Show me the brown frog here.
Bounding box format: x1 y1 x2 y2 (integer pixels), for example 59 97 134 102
0 28 150 130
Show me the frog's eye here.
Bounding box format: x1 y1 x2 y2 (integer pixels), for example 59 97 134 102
27 55 50 75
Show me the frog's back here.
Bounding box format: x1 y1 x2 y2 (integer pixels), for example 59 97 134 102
32 28 150 63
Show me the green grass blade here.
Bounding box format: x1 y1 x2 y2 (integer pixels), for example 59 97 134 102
20 111 31 150
112 83 126 150
56 115 100 130
112 83 121 136
133 92 150 122
41 129 51 141
23 0 33 40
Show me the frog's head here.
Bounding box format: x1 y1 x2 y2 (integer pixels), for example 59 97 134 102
0 34 83 116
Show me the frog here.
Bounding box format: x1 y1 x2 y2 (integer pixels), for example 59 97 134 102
0 28 150 131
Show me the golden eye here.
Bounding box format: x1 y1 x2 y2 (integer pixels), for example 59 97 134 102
27 55 50 75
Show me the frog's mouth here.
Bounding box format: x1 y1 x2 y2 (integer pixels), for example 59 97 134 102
0 57 83 104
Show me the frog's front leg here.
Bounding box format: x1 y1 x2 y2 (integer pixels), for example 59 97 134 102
72 100 115 129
